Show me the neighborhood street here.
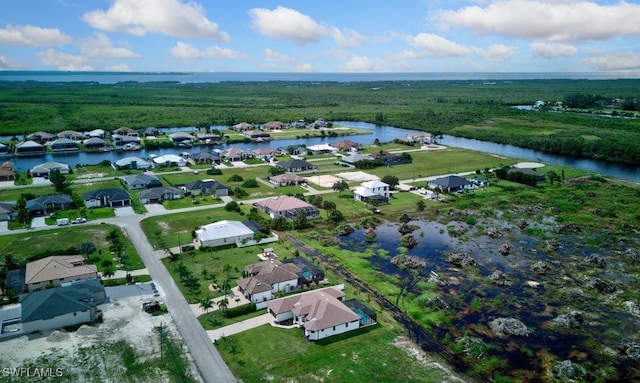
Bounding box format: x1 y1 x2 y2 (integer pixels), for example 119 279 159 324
110 214 238 383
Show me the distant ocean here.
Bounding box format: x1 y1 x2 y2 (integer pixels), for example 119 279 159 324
0 71 639 84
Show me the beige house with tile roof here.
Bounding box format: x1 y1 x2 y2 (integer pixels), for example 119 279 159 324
267 287 362 340
25 256 98 292
237 259 302 308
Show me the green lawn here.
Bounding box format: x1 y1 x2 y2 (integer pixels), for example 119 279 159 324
216 323 453 383
0 224 143 272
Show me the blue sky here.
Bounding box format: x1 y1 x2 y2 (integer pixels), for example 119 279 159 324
1 0 640 73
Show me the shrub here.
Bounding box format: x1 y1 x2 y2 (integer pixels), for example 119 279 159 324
206 167 222 175
241 179 259 188
224 303 257 318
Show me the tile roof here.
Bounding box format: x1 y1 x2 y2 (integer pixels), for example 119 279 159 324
83 188 132 202
237 260 301 295
254 196 314 213
20 288 93 322
25 256 97 286
267 287 345 316
302 294 360 331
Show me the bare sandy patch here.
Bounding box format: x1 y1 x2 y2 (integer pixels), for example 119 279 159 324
335 171 379 182
393 336 469 383
305 174 342 188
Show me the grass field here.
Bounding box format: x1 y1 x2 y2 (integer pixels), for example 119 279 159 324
216 323 455 383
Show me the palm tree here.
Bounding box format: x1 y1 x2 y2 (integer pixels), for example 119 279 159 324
222 263 232 276
199 296 213 319
217 298 229 317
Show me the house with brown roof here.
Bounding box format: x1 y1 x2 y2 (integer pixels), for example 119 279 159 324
269 173 306 186
253 196 319 220
237 259 302 308
330 140 360 152
232 122 253 132
0 161 16 182
261 121 287 130
253 147 280 161
222 147 253 162
57 130 83 140
266 287 363 341
25 256 98 292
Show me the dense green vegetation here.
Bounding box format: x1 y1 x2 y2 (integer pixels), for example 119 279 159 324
2 79 640 163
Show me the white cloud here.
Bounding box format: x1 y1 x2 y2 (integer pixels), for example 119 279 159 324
0 24 72 46
341 55 375 72
436 1 640 43
407 33 471 56
249 6 364 48
474 44 516 62
329 27 365 49
0 55 23 69
249 6 325 45
80 33 139 58
262 49 315 72
530 42 577 59
170 41 243 60
37 49 92 70
82 0 230 40
105 62 132 71
584 50 640 71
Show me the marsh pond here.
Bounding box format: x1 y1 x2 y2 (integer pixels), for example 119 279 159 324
324 180 640 382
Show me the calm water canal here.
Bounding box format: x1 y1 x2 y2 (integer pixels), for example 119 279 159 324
4 121 640 183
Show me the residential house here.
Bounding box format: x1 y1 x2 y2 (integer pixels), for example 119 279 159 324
168 132 194 144
253 147 280 161
261 121 287 130
232 122 253 132
222 147 252 162
195 220 256 248
122 174 162 190
83 137 108 150
15 141 45 155
306 143 337 154
340 153 373 165
113 127 138 136
237 259 302 307
312 118 327 128
428 175 473 193
244 130 271 141
184 179 229 197
353 180 390 204
330 140 360 152
289 119 307 129
143 127 160 137
19 279 104 334
25 194 73 216
266 287 363 340
138 186 183 204
83 188 132 208
152 154 186 167
113 156 152 170
0 161 16 181
193 152 220 165
56 130 83 140
30 162 71 178
25 255 98 292
26 132 55 143
87 129 105 138
269 173 306 186
253 196 320 220
49 138 80 151
112 134 141 147
0 202 15 221
280 145 308 156
277 159 314 172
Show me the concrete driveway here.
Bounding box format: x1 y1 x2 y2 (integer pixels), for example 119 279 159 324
0 221 8 233
206 313 274 341
144 203 167 214
114 206 136 217
31 216 47 228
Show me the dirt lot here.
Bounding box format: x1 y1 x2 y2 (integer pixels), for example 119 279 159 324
0 295 201 382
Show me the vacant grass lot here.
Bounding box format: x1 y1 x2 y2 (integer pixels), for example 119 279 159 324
216 323 454 383
0 224 143 271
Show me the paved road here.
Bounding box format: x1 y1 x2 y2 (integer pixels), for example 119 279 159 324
113 215 237 383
